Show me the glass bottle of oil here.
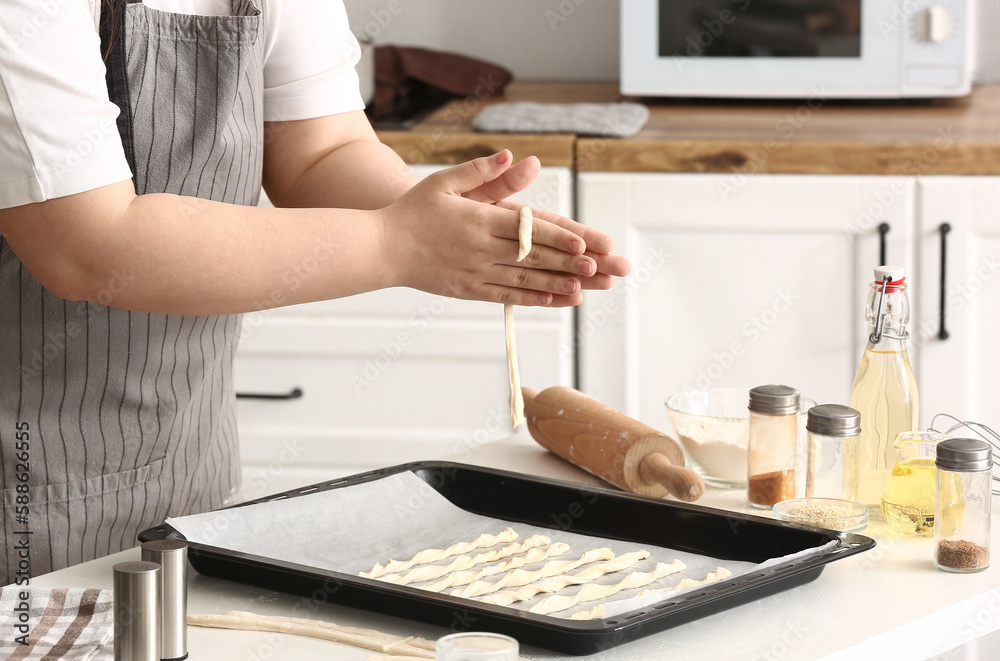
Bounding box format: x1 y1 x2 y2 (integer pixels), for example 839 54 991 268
881 432 949 536
850 266 919 519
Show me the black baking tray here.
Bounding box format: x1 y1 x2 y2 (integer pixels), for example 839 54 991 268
139 461 874 655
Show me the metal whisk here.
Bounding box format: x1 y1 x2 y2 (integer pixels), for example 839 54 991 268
929 413 1000 495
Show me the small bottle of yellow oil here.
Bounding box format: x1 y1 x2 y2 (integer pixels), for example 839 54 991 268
880 431 950 536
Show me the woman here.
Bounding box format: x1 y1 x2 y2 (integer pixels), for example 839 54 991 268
0 0 629 584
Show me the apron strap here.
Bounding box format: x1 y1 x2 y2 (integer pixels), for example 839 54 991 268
99 0 141 177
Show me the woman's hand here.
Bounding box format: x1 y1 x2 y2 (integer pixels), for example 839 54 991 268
379 150 631 307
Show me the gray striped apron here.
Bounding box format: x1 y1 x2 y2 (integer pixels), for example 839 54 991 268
0 0 265 584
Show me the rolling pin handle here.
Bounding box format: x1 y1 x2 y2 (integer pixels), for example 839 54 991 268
521 387 538 409
639 453 706 503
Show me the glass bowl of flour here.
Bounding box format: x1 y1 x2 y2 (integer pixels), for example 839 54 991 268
665 388 753 489
666 388 813 490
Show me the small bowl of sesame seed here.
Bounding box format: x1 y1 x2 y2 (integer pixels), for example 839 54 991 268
772 498 868 533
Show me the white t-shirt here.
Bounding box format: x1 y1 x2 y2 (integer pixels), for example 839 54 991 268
0 0 364 210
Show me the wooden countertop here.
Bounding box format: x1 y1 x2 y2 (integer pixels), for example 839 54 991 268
376 81 1000 175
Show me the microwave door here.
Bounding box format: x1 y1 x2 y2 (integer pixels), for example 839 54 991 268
659 0 860 59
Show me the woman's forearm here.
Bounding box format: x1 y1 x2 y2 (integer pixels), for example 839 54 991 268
1 181 393 315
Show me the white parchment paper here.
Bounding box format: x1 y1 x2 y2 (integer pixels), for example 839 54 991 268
167 472 834 620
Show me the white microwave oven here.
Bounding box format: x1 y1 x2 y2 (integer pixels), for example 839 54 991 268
621 0 975 98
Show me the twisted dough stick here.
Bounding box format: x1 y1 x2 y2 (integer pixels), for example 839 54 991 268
505 206 532 428
647 566 732 594
188 611 436 658
527 560 686 615
422 543 570 593
359 528 518 579
478 551 651 607
450 547 615 599
562 567 733 621
378 535 550 586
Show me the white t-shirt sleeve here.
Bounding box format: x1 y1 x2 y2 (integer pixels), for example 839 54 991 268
262 0 364 122
0 0 132 210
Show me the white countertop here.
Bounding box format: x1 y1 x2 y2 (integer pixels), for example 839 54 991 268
27 431 1000 660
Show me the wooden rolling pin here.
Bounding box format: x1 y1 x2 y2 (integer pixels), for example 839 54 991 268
522 386 705 502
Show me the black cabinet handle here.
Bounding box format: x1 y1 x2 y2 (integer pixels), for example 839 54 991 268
236 387 304 401
938 222 951 341
878 222 890 266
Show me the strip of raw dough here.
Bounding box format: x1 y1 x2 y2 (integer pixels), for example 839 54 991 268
451 547 614 599
504 206 532 428
566 604 604 620
477 551 650 607
636 567 733 598
421 543 570 593
526 560 686 615
516 206 533 262
378 535 550 586
188 611 436 658
359 528 518 579
563 567 734 621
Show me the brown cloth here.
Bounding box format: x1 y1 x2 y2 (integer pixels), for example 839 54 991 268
370 46 513 123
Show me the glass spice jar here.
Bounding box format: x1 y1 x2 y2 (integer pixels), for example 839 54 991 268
747 385 800 509
934 438 992 574
805 404 861 500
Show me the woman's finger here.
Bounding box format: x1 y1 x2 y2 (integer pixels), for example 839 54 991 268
463 156 540 204
495 200 616 255
426 149 513 196
502 241 597 279
486 206 588 257
475 284 584 308
589 250 632 278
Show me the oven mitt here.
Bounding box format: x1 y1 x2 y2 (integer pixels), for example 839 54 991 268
472 102 650 137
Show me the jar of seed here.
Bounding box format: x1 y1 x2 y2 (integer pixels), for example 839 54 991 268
934 438 992 573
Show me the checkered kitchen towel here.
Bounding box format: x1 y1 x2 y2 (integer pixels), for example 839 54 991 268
0 588 113 660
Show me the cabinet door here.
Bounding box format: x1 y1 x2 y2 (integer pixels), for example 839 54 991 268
238 167 574 497
916 176 1000 426
577 173 916 429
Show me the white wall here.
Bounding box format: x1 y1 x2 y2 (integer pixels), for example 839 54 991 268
343 0 619 81
344 0 999 83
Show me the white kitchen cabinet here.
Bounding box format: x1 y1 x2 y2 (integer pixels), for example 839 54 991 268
577 172 1000 435
576 173 918 431
237 167 574 498
915 176 1000 425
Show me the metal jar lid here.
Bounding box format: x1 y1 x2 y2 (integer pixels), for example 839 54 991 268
806 404 861 437
748 385 800 416
936 438 993 472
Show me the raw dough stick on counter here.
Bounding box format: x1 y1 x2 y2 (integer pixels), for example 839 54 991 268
452 547 614 598
379 535 550 586
479 551 651 607
188 611 436 658
526 560 686 615
422 543 570 593
505 206 532 428
360 528 518 579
